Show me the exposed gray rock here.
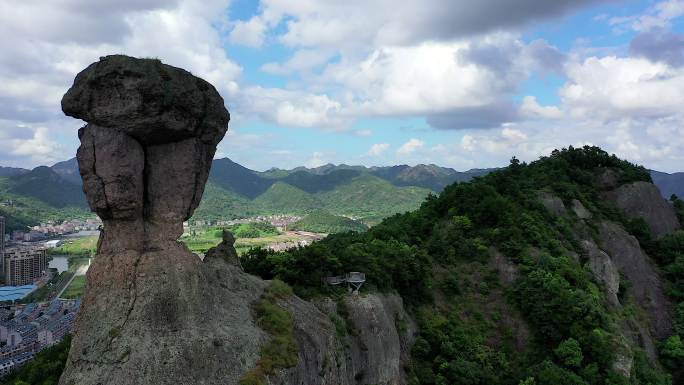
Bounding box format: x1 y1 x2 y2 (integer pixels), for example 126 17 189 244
611 346 634 378
597 221 673 340
60 55 258 385
595 168 620 190
275 293 416 385
344 294 416 385
205 230 241 267
60 55 415 385
537 191 566 216
580 239 620 307
571 199 592 219
491 249 519 287
60 249 270 385
63 55 228 147
605 181 680 238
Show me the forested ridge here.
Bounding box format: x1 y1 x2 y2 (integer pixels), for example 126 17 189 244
243 146 684 385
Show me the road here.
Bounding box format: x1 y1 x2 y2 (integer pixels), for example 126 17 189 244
55 261 90 299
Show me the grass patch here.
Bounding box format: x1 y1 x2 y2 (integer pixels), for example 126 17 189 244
49 236 98 256
61 275 86 299
180 226 300 255
239 279 298 385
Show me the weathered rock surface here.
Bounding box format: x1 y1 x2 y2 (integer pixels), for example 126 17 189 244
604 181 680 238
537 191 566 216
276 293 416 385
60 55 251 385
62 55 227 146
571 199 592 219
204 230 241 267
597 221 673 340
580 239 620 307
60 55 415 385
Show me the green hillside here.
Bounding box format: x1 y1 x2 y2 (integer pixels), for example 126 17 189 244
0 176 91 232
243 146 683 385
193 181 258 220
317 174 432 221
253 182 322 214
291 210 368 233
8 166 86 208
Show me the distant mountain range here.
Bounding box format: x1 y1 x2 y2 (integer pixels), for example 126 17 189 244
196 158 493 223
1 157 683 230
651 170 684 199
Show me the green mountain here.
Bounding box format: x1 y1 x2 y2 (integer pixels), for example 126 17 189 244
8 166 86 208
3 157 683 231
51 158 82 185
243 146 684 384
253 182 322 213
0 169 90 232
291 210 368 233
209 158 274 198
315 173 431 221
192 181 257 221
0 166 28 177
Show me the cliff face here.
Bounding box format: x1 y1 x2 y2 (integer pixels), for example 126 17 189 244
538 179 680 370
604 181 681 238
277 294 415 385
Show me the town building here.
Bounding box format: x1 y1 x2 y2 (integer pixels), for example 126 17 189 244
0 299 80 378
3 247 48 286
0 216 5 281
44 240 64 249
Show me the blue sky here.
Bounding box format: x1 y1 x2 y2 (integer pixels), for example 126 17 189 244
2 0 684 172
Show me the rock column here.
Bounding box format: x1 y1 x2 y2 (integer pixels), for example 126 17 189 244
59 55 268 385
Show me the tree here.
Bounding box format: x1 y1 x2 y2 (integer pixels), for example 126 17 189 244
660 335 684 371
554 338 583 368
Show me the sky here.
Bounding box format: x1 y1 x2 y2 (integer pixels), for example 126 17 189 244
2 0 684 172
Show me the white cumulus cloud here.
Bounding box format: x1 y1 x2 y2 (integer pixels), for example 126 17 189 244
367 143 390 156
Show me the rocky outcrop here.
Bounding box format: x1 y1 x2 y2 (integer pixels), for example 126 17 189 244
59 55 272 385
59 55 414 385
571 199 592 219
580 239 620 307
63 55 229 252
537 191 566 216
204 230 241 267
275 293 415 385
604 181 680 238
597 221 673 340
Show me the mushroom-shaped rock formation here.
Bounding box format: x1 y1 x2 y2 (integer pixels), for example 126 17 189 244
59 56 418 385
63 55 229 252
58 56 270 385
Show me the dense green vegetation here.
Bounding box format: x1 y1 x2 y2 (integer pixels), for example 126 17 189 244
230 222 280 238
6 167 85 208
191 182 258 221
291 211 368 233
671 195 684 224
239 280 298 385
0 335 71 385
243 146 679 384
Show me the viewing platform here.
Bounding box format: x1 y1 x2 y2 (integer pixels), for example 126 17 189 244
324 272 366 293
